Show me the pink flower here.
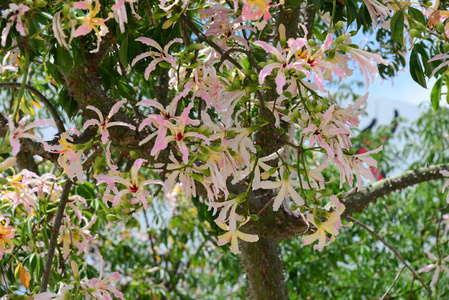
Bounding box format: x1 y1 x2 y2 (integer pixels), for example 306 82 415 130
46 130 85 183
303 202 347 250
148 102 207 163
132 37 182 80
83 99 136 144
346 43 389 88
96 159 164 208
1 3 30 47
254 40 309 94
72 0 111 53
34 284 74 300
8 115 55 156
363 0 390 29
418 250 449 287
202 6 256 50
159 0 189 12
258 167 305 211
80 257 125 300
216 219 259 254
111 0 141 33
240 0 277 22
0 224 14 260
429 54 449 78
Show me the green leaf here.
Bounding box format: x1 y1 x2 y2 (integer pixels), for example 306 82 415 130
55 46 73 76
391 11 405 47
77 182 96 199
410 46 427 88
408 7 426 25
430 76 443 111
119 34 129 67
413 42 431 77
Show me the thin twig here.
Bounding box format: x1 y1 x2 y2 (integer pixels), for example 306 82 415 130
408 277 415 300
381 266 406 300
0 82 66 134
40 179 73 293
347 216 432 300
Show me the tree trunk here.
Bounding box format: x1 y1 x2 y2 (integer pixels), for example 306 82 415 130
240 237 288 300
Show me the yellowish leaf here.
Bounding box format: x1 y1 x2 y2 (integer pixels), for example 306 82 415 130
14 263 21 277
162 19 174 29
19 265 30 289
30 99 42 108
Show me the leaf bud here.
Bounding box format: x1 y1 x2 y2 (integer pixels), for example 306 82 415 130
60 18 72 29
290 114 298 123
129 150 139 159
320 189 333 197
410 29 421 38
335 21 344 30
245 86 259 93
339 44 350 52
250 214 259 221
313 104 323 113
34 0 47 7
444 43 449 53
120 199 134 209
158 61 171 69
62 3 71 16
106 214 119 222
186 44 204 51
415 22 426 31
190 173 204 182
335 35 346 44
235 193 247 204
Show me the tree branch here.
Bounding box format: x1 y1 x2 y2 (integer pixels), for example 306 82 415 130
342 164 449 217
40 179 73 292
0 82 66 134
347 216 431 300
274 164 449 239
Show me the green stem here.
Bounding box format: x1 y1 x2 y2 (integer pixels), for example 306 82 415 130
12 52 30 118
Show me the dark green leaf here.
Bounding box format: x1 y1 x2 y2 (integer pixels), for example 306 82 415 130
408 7 426 25
410 46 427 88
430 76 443 110
119 34 129 67
391 11 405 47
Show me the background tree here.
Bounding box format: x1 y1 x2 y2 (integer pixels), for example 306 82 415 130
0 0 449 299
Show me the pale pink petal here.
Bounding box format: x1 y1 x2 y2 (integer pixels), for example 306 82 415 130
73 24 92 37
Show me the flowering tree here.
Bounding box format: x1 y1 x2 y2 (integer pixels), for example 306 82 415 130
0 0 449 298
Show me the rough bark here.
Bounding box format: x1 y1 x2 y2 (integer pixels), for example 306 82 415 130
240 236 288 300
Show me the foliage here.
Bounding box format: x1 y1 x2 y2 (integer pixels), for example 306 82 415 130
0 0 449 299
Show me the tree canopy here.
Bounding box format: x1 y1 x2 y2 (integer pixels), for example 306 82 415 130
0 0 449 299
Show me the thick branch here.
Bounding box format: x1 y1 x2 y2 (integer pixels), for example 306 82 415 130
273 164 449 239
342 164 449 217
40 179 73 292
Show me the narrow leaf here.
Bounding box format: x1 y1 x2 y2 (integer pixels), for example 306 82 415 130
430 76 443 111
119 34 129 67
410 46 427 88
391 11 405 47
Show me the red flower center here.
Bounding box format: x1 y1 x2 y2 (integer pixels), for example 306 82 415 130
129 184 138 193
